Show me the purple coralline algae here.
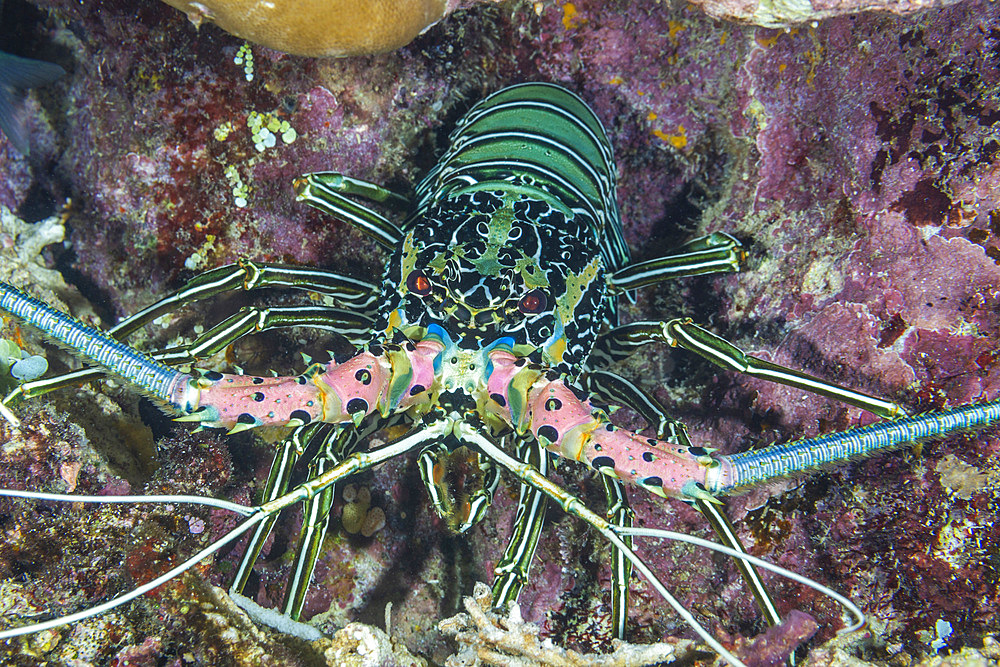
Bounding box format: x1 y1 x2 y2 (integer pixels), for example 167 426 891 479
0 0 998 664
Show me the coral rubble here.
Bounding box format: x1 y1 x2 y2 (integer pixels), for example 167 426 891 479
439 582 697 666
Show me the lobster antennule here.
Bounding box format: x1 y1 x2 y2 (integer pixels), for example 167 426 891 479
0 463 862 667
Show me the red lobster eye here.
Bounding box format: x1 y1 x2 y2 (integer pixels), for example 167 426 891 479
518 289 547 314
406 270 432 296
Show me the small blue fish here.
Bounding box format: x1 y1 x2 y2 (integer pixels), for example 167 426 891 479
0 50 63 155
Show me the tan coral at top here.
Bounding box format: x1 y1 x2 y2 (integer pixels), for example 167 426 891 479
161 0 450 57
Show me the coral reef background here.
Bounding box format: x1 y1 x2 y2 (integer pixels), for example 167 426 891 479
0 0 998 664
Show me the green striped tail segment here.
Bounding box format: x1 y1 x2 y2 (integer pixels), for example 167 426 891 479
413 82 631 274
0 280 191 411
707 397 1000 495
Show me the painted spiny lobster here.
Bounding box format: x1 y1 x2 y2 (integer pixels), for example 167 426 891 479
0 83 997 665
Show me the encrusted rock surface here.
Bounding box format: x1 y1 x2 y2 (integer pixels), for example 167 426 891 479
688 0 966 29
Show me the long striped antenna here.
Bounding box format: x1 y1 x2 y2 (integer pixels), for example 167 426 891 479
708 397 1000 494
0 281 191 414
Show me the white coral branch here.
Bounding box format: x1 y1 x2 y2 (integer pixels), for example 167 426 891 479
440 582 697 667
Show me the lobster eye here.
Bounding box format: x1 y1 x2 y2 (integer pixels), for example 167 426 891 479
518 289 547 314
406 270 432 296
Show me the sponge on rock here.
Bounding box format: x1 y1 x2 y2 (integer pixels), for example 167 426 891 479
162 0 452 57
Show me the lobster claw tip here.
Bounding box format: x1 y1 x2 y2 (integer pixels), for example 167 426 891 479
681 480 722 505
174 405 220 423
226 421 260 435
